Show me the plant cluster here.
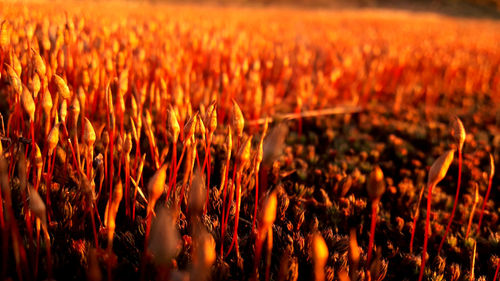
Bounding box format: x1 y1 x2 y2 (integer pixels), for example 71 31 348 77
0 2 498 281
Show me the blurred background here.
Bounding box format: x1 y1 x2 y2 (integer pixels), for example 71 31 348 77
145 0 500 17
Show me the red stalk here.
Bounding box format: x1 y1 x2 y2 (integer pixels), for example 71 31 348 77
45 150 57 224
133 138 141 175
61 123 78 170
174 143 188 209
125 157 130 217
251 166 259 234
220 156 231 256
30 120 35 160
50 150 56 176
104 147 108 196
437 150 462 254
195 149 201 169
477 175 493 235
225 172 241 258
202 136 212 214
223 163 237 250
172 141 178 196
206 148 211 213
493 259 500 281
418 183 434 281
166 141 177 203
465 201 476 239
94 205 103 226
108 129 114 213
132 155 145 220
222 138 240 247
174 144 187 175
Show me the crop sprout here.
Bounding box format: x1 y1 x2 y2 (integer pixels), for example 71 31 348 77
437 116 466 254
418 150 454 281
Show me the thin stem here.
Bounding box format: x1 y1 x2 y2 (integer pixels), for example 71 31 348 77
45 151 56 224
74 134 82 171
68 138 79 171
104 147 108 197
225 172 241 258
125 156 130 218
108 130 114 216
30 120 35 161
418 183 434 281
204 137 211 215
146 129 159 169
174 143 187 175
437 150 462 254
132 156 146 220
177 145 190 210
465 200 477 239
166 141 177 203
493 259 500 281
172 146 178 201
62 123 78 170
220 156 231 256
223 169 236 247
477 176 493 235
195 148 201 170
251 166 259 234
133 138 140 173
223 138 240 248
